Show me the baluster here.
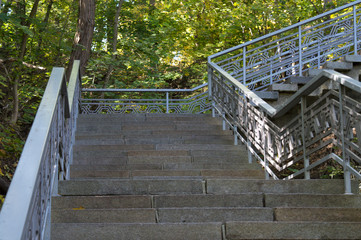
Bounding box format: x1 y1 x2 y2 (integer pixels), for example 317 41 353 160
166 92 169 113
262 111 269 180
339 85 352 194
301 96 310 179
298 25 303 76
354 6 358 55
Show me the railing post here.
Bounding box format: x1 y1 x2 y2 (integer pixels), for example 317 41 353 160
233 125 238 145
298 25 303 76
353 5 358 55
339 85 352 194
208 65 216 118
243 46 246 85
166 92 169 113
301 96 310 179
222 112 226 131
262 111 270 180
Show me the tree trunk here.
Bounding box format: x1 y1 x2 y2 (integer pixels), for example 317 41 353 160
67 0 96 81
10 0 40 124
102 0 124 91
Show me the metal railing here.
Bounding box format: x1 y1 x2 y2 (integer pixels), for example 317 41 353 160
0 61 81 239
81 83 211 114
208 1 361 193
209 1 361 92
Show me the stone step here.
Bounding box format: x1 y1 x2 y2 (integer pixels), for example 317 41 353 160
289 76 312 84
157 207 273 223
58 179 204 195
70 169 265 179
52 208 156 223
271 83 298 92
253 91 279 100
53 207 273 224
307 68 323 76
52 195 152 209
70 162 261 171
52 222 222 240
76 124 223 134
73 144 155 151
77 113 216 121
274 207 361 222
76 129 233 137
155 144 243 151
264 193 361 208
154 194 263 208
225 221 361 239
52 194 264 210
323 61 353 70
345 54 361 63
75 135 234 145
206 179 358 194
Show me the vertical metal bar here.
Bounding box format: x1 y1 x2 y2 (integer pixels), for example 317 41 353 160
222 112 226 131
243 46 247 85
208 65 216 118
166 92 169 113
301 96 310 179
262 111 270 180
354 6 358 55
233 125 238 145
339 85 352 194
245 97 253 163
270 62 273 85
298 26 303 76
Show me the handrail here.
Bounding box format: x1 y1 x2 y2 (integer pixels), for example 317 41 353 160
82 83 208 93
0 61 81 239
209 0 361 60
81 83 211 114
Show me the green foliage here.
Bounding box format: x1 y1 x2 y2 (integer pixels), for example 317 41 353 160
0 0 354 193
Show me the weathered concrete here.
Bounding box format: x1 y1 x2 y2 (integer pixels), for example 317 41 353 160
207 179 358 194
157 207 273 223
52 195 151 209
225 221 361 239
59 179 204 195
52 223 223 240
52 209 156 223
153 194 264 208
265 193 361 207
274 207 361 222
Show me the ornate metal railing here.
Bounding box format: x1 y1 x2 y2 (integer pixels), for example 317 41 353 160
0 61 81 239
209 65 361 190
81 83 211 114
208 1 361 193
210 1 361 91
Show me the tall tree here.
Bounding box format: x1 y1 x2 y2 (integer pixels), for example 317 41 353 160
102 0 124 90
67 0 95 80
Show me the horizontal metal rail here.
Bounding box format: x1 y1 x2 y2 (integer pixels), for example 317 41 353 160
0 61 81 239
81 83 211 114
82 83 208 93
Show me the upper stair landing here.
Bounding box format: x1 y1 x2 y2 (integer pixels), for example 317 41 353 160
52 114 361 240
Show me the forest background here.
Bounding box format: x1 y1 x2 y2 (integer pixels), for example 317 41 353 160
0 0 352 206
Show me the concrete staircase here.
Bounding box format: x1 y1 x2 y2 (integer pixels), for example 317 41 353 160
51 114 361 239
